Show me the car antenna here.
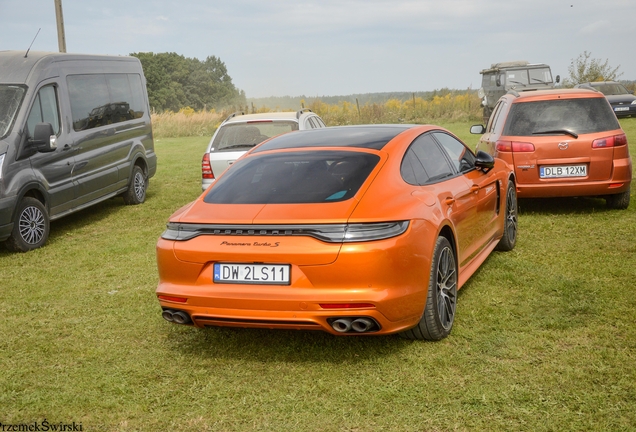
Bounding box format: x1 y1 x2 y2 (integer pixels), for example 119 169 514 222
24 28 41 58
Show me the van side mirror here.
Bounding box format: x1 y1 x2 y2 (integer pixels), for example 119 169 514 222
475 150 495 172
555 75 560 84
30 123 57 153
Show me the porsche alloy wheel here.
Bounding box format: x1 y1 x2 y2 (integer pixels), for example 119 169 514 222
496 180 518 251
401 236 457 341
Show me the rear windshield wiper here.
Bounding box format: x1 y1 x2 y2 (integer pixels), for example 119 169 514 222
217 144 257 150
532 129 579 139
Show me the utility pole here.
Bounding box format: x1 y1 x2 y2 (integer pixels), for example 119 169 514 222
54 0 67 53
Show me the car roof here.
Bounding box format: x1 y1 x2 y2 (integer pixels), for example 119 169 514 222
0 50 140 84
580 81 620 86
508 88 604 103
252 125 414 153
223 111 314 124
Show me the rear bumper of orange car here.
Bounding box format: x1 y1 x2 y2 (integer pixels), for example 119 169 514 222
515 156 632 198
155 222 436 336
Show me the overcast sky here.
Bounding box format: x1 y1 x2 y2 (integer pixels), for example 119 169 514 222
1 0 633 98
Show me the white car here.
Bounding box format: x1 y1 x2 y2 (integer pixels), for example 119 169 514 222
201 110 326 190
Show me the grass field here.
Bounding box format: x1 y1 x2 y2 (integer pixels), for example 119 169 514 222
1 119 635 431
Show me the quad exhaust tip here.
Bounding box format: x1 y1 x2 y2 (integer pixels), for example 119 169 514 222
162 309 192 325
330 317 379 333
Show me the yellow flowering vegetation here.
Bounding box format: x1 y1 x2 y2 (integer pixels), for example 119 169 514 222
151 91 482 138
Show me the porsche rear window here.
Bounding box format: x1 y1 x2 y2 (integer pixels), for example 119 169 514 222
204 151 380 204
504 98 620 136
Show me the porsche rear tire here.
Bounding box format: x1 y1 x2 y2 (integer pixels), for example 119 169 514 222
401 236 457 341
496 180 518 251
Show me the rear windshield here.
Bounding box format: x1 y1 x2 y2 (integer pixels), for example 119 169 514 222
212 121 298 151
594 83 629 96
204 150 380 204
503 98 620 136
0 85 26 139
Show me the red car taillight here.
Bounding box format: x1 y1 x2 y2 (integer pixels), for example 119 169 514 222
202 153 214 179
496 140 535 152
592 133 628 148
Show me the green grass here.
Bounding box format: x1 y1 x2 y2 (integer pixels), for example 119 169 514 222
1 121 635 431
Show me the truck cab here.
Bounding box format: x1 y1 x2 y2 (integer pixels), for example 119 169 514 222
478 61 559 123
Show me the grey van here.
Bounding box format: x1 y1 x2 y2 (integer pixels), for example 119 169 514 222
0 51 157 252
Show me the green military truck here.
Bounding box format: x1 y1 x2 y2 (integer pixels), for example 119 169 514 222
478 61 559 123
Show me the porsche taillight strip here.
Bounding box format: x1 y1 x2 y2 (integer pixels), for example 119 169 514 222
161 221 409 243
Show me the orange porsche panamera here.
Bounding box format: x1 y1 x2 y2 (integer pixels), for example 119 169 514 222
156 125 517 340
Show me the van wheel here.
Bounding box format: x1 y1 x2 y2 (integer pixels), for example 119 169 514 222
123 165 148 205
6 197 50 252
605 188 630 210
401 236 457 341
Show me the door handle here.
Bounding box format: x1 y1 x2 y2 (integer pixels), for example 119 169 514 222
444 197 455 206
470 185 480 194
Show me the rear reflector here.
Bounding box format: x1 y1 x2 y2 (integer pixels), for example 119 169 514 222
202 153 214 179
158 295 188 303
319 303 375 309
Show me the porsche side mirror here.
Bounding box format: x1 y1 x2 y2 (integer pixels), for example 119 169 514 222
475 150 495 172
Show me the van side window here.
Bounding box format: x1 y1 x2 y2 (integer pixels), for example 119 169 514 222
26 86 60 137
67 73 146 131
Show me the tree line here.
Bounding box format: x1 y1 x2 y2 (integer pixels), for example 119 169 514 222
130 52 246 112
131 51 630 113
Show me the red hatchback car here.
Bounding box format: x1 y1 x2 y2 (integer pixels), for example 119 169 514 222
156 125 517 340
471 88 632 209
